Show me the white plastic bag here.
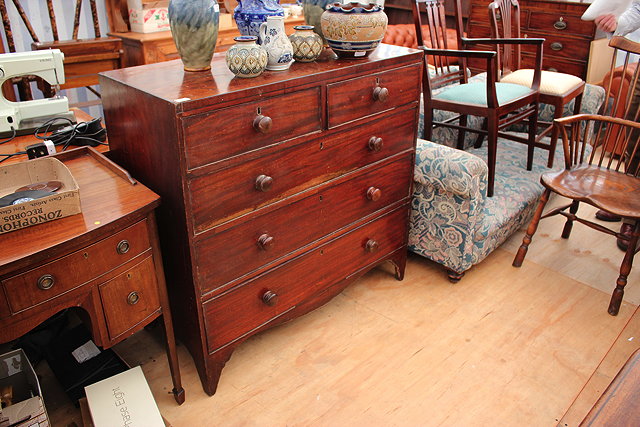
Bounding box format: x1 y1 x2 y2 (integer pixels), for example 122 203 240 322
581 0 633 21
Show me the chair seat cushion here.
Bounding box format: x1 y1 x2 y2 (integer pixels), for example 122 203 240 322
500 69 583 96
542 165 640 218
433 82 533 106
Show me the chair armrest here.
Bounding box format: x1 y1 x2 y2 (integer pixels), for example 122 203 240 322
461 37 545 46
420 46 496 59
413 139 488 199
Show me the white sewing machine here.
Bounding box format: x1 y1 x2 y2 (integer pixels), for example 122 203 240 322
0 49 75 137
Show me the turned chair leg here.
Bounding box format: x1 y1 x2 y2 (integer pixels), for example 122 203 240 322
608 220 640 316
513 188 552 267
561 200 580 239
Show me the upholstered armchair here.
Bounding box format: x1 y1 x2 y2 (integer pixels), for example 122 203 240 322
409 83 605 281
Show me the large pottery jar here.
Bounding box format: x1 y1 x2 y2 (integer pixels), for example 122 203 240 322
321 2 387 59
289 25 323 62
168 0 220 71
225 35 268 78
234 0 284 38
258 16 294 70
301 0 332 42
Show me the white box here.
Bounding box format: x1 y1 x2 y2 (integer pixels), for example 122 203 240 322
84 366 164 427
127 0 170 33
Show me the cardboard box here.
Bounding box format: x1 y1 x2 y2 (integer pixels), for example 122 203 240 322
84 366 164 427
127 0 170 33
0 156 81 234
0 349 49 427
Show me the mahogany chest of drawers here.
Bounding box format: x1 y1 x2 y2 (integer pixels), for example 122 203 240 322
99 44 422 395
466 0 596 78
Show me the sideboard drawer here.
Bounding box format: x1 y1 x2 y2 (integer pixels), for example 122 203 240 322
99 255 161 340
522 31 590 60
2 220 151 313
327 64 421 128
195 153 413 294
521 53 585 76
526 12 593 36
182 87 322 169
189 106 417 232
203 205 408 353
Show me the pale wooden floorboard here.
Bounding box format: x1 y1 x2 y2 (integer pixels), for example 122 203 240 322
42 200 640 426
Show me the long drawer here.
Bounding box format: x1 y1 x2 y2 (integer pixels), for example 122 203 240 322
2 220 150 313
194 153 413 295
202 205 408 353
182 87 322 170
189 106 417 232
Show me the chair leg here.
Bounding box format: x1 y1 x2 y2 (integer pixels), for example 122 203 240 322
457 115 468 150
474 118 487 149
561 200 580 239
608 220 640 316
513 188 552 267
425 106 434 141
526 103 539 171
486 114 498 197
547 100 564 168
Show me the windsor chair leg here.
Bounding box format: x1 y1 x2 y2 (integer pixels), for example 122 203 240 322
608 221 640 315
513 188 552 267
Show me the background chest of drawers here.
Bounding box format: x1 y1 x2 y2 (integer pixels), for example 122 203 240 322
466 0 596 78
99 44 422 395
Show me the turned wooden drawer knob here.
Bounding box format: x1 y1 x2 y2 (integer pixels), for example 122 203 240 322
262 290 278 306
257 233 274 250
255 174 273 192
373 86 389 103
253 114 273 134
368 136 383 152
37 274 55 290
116 239 130 254
365 239 379 253
366 187 382 201
127 291 140 305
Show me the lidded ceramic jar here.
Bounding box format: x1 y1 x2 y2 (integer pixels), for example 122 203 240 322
233 0 284 38
320 2 387 59
225 35 268 78
289 25 324 62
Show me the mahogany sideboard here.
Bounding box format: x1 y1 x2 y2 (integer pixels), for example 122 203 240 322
0 147 184 403
466 0 596 78
109 16 305 67
99 44 422 395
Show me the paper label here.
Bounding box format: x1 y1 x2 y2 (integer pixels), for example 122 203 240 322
72 340 101 364
354 51 366 57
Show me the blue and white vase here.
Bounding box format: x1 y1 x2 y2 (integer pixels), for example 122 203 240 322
259 16 294 71
301 0 332 42
168 0 220 71
234 0 284 38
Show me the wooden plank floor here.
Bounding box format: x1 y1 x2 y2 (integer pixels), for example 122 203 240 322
43 203 640 426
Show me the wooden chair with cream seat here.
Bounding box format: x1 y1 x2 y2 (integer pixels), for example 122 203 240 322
488 0 585 168
414 0 543 197
513 112 640 316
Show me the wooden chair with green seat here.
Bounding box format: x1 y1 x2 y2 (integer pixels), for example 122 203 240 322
488 0 585 168
414 0 543 197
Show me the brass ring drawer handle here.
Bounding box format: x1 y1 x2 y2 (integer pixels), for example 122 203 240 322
116 240 130 255
255 174 273 192
257 233 274 250
127 291 140 305
37 274 55 290
366 187 382 201
368 136 383 152
261 290 278 306
253 114 273 134
373 86 389 103
553 19 566 30
550 42 563 51
365 239 379 253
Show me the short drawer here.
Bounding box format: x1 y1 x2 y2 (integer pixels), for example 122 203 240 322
194 153 413 294
182 87 322 169
189 105 417 232
327 64 421 128
521 53 586 78
521 31 590 61
526 12 594 37
203 205 408 353
99 256 161 340
1 220 151 313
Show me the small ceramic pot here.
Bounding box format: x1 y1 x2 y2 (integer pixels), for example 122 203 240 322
225 36 268 78
259 16 294 71
320 2 387 59
289 25 323 62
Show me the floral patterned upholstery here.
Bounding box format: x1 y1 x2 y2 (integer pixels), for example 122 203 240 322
410 83 605 278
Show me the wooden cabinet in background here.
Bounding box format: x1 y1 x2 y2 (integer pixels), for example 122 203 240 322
99 44 422 395
466 0 596 79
